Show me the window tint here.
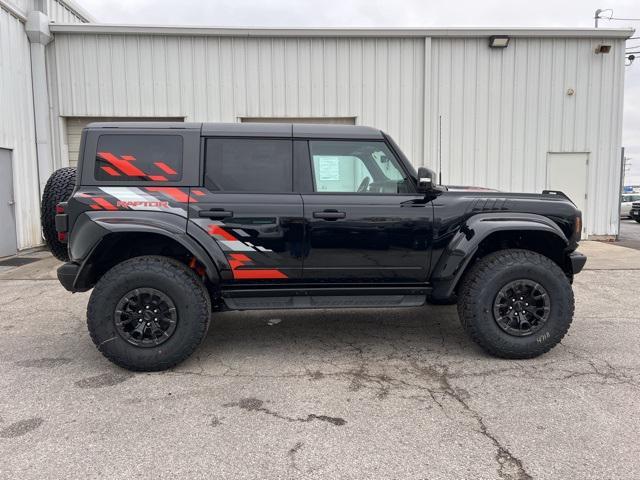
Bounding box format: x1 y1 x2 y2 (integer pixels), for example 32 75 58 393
309 141 412 194
205 139 293 192
94 135 183 182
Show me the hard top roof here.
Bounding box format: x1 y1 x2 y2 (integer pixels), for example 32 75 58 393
85 122 384 139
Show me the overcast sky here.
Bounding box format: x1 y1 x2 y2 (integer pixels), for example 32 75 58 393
75 0 640 185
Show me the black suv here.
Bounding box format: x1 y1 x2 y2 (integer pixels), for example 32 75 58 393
41 122 586 371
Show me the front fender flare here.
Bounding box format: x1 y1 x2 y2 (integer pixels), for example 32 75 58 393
430 213 569 300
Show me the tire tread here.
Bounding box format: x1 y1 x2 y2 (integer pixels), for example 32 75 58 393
41 167 76 261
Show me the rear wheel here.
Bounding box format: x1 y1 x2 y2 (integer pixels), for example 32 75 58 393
457 249 574 359
87 256 211 371
41 167 76 261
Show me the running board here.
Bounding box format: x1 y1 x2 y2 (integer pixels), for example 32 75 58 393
220 285 429 310
223 294 426 310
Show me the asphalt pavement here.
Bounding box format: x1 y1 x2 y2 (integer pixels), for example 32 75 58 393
618 218 640 250
0 242 639 479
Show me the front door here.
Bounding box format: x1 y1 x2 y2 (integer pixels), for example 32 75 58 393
189 137 304 282
0 149 17 258
301 139 433 282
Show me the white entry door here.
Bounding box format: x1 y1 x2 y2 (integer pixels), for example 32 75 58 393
546 152 588 234
0 148 17 257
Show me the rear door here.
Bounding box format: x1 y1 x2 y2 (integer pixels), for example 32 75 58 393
299 139 433 282
188 136 304 282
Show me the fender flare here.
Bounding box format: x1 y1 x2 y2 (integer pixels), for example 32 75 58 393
429 212 569 300
69 211 228 290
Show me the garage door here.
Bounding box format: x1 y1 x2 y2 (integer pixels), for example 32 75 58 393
65 117 184 166
240 117 356 125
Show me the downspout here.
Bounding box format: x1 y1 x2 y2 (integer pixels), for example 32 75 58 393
25 1 53 197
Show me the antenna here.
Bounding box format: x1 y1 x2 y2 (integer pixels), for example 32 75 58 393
438 115 443 185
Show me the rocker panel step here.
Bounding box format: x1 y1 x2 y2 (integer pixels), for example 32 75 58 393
223 294 426 310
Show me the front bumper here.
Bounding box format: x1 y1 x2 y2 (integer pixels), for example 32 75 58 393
630 209 640 219
57 262 80 292
569 251 587 274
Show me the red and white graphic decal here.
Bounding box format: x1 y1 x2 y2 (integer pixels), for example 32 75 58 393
75 187 192 217
97 152 181 182
227 253 287 280
146 187 198 203
204 223 287 279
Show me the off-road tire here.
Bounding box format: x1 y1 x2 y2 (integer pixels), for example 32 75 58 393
457 249 574 359
41 167 76 261
87 256 211 371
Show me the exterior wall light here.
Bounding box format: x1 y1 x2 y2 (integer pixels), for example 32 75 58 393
489 36 510 48
595 44 612 54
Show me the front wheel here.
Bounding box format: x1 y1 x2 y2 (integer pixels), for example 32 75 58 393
87 256 211 371
457 249 574 359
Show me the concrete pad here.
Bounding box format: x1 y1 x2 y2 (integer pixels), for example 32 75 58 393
578 240 640 270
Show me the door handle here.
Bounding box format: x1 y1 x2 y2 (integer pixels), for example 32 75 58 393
199 208 233 219
313 210 346 220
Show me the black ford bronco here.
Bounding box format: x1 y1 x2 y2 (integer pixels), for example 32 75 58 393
41 122 586 371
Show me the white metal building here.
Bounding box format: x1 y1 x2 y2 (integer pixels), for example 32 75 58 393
0 0 634 256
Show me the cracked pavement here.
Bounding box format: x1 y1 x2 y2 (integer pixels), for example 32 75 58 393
0 242 639 479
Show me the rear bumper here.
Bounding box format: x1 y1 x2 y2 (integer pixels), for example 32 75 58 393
57 262 80 292
569 251 587 274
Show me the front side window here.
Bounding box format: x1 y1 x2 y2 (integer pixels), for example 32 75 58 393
309 141 412 194
205 139 293 192
94 135 183 182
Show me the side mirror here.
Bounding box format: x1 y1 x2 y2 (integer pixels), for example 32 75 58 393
417 167 436 193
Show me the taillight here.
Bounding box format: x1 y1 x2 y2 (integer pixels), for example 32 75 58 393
55 202 69 243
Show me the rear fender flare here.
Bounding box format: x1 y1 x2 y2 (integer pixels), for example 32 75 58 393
430 212 569 299
70 211 227 289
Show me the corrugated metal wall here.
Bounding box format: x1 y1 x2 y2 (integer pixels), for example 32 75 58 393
427 37 625 237
0 6 41 250
47 0 87 23
49 31 626 237
5 0 33 14
0 1 87 250
51 35 426 163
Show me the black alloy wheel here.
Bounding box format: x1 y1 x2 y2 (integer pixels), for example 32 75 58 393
114 287 178 347
492 280 550 337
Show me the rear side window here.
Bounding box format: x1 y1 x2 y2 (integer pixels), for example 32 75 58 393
205 138 292 192
94 135 183 182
